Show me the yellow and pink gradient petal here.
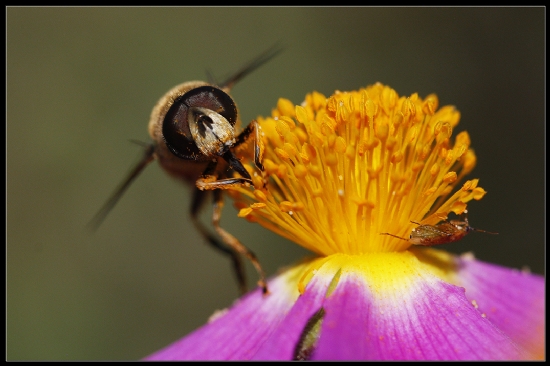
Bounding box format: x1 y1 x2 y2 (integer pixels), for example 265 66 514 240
147 250 542 360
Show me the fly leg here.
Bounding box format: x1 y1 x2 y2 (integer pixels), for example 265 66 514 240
195 129 268 294
191 186 248 295
211 188 268 294
233 120 264 171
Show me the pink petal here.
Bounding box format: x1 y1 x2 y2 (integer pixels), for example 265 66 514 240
454 253 545 358
312 269 530 360
250 272 332 360
144 251 544 361
144 266 301 360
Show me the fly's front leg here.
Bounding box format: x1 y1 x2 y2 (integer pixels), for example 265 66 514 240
195 156 253 191
196 174 253 191
234 120 264 171
195 132 268 294
212 189 268 294
229 120 266 189
197 120 265 192
190 187 247 295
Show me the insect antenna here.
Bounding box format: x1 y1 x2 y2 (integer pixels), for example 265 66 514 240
470 227 499 235
87 144 155 231
460 209 499 235
379 232 409 241
219 43 284 91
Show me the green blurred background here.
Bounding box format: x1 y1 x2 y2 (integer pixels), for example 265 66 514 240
7 7 544 360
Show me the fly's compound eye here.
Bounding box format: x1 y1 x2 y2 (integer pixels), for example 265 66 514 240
162 86 238 161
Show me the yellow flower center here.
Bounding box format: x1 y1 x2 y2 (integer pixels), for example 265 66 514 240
229 83 486 255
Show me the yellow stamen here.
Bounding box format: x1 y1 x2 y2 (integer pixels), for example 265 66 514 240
230 84 485 255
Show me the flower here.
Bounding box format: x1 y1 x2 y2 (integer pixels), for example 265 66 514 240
145 84 544 360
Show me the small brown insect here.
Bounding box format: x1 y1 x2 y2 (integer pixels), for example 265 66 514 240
380 210 498 246
89 45 283 295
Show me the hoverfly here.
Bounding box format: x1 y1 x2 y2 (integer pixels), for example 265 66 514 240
89 46 283 295
381 210 498 246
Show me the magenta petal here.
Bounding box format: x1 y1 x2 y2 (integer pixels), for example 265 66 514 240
144 252 543 360
144 271 299 360
251 273 332 360
312 271 529 360
454 254 545 358
310 273 373 360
